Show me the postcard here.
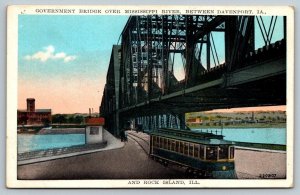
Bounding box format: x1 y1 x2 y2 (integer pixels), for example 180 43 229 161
7 5 294 188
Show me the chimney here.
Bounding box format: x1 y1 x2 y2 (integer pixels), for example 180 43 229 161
26 98 35 112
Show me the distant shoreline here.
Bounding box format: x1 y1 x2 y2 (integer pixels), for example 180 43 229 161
188 123 286 129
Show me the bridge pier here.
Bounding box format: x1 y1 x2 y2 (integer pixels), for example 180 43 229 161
126 113 187 133
178 113 186 130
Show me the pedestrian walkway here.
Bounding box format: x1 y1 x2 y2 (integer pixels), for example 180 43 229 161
18 129 124 165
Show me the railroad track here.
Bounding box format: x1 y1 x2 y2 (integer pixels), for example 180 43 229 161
127 132 150 155
127 132 149 145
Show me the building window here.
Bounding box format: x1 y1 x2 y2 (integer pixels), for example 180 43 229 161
90 127 99 135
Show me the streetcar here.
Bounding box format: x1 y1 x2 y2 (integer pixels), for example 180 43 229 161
149 128 236 179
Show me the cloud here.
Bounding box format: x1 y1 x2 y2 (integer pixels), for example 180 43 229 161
24 45 77 63
64 56 77 63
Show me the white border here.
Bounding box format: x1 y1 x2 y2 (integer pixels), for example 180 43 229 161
6 5 294 188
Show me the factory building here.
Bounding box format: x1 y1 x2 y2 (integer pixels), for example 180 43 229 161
17 98 52 125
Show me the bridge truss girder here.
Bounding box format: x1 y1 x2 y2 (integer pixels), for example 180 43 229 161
101 15 286 134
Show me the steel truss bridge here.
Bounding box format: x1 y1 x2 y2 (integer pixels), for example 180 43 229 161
100 15 286 136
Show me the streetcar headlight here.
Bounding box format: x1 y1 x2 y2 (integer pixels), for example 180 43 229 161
222 166 227 171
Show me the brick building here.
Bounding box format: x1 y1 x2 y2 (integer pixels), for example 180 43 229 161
17 98 52 125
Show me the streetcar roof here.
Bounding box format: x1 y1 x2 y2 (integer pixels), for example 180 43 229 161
150 132 235 145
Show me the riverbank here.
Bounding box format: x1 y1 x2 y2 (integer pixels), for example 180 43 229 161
188 122 286 129
38 128 85 134
17 127 86 135
17 129 37 134
18 129 124 165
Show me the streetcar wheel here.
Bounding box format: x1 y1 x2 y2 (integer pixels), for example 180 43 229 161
198 170 205 177
163 161 168 167
186 167 193 174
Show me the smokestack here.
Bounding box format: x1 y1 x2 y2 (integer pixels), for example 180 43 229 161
89 108 91 117
26 98 35 112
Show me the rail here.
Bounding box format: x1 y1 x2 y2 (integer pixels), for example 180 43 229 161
127 132 150 155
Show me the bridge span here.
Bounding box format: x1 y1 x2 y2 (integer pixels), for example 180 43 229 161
100 15 286 136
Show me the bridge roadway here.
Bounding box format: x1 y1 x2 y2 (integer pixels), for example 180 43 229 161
119 57 286 116
18 131 286 179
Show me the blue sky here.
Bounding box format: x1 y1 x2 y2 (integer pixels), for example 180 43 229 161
18 15 128 78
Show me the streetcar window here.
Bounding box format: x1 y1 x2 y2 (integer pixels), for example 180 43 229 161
158 137 161 147
184 142 189 155
180 142 184 153
194 144 199 158
156 136 159 147
160 137 163 148
189 143 194 156
165 139 168 150
164 138 168 149
166 138 169 150
171 140 176 151
175 141 179 152
152 136 156 147
219 145 229 160
229 147 235 159
165 138 168 150
206 146 218 160
200 145 205 159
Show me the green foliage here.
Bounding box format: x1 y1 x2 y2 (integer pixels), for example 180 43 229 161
52 114 84 124
52 114 67 124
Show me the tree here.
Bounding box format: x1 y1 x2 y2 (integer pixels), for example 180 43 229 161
74 115 84 124
67 115 75 123
52 114 67 124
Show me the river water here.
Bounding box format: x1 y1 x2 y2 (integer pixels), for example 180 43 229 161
18 134 85 153
18 128 286 153
193 128 286 145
